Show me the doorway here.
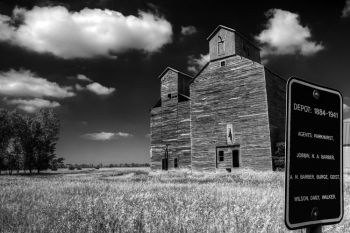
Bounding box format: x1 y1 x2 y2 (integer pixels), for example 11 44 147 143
162 158 168 170
232 149 240 167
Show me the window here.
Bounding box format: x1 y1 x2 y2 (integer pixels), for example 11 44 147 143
167 94 171 99
221 61 226 67
218 36 225 56
218 151 224 162
174 158 178 168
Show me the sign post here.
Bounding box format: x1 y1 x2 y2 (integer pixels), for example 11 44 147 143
285 77 343 231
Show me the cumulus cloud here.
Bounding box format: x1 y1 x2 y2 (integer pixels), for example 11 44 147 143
256 9 324 58
343 0 350 18
82 131 132 141
86 82 115 95
0 69 74 98
0 6 173 59
75 84 84 91
181 25 197 36
77 74 92 82
344 103 350 113
187 53 210 74
5 98 60 113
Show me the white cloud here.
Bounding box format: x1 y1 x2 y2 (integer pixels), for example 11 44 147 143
82 131 132 141
343 0 350 18
86 82 115 95
256 9 324 58
5 98 60 113
0 69 74 98
75 84 84 91
77 74 92 82
181 25 197 36
0 15 14 41
187 53 210 73
344 103 350 113
0 6 173 59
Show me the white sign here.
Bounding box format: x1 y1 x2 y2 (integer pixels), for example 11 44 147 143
227 124 234 145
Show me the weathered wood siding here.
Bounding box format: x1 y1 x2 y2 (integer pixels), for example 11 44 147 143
150 100 191 170
150 106 163 170
216 146 240 169
161 70 178 103
178 74 192 97
209 28 260 63
234 34 261 63
209 28 235 61
190 55 273 171
264 69 286 170
151 69 192 170
175 101 191 168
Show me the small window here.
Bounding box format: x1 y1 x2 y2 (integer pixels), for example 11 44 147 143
174 158 178 168
220 61 226 67
167 94 171 99
218 151 224 162
172 94 178 99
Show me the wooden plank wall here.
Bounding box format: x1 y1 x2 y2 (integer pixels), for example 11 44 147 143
190 55 273 171
161 70 178 103
264 69 286 170
151 68 192 170
209 28 235 61
150 106 163 170
150 100 191 170
234 34 261 63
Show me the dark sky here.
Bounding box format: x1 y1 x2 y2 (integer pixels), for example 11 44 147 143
0 0 349 164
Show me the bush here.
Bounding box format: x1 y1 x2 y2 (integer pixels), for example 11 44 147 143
76 166 82 170
68 165 75 170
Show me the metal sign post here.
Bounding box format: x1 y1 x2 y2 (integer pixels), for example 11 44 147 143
285 77 343 231
306 225 322 233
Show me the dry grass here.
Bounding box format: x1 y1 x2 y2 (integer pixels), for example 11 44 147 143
0 168 349 233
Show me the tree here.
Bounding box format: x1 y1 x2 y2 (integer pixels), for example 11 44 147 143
11 111 35 174
50 157 65 170
0 108 62 175
0 109 12 175
6 137 24 174
33 109 60 174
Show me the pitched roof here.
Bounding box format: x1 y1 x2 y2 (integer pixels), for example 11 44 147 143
158 67 194 79
206 25 260 50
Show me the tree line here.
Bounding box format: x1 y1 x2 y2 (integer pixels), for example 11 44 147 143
0 108 63 175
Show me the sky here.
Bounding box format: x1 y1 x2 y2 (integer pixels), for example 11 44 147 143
0 0 349 164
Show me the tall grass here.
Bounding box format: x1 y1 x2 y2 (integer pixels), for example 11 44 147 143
0 168 349 232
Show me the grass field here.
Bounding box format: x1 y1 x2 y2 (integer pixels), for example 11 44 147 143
0 168 349 233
